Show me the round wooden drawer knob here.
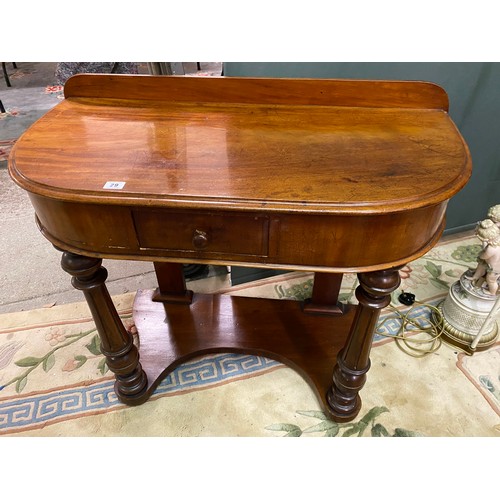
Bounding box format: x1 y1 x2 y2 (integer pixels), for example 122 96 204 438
192 229 209 249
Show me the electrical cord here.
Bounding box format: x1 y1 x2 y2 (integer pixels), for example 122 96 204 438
375 292 445 357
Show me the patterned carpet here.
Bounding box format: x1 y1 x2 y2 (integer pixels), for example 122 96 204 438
0 232 499 437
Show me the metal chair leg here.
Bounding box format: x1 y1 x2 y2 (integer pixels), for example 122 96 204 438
2 62 12 87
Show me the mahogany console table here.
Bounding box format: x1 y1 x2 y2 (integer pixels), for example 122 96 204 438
8 74 471 422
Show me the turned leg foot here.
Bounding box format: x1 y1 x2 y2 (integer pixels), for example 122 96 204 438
60 252 148 404
326 268 402 421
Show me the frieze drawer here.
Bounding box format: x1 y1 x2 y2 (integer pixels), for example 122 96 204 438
133 210 270 257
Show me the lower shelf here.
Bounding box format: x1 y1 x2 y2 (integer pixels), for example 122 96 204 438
132 289 356 417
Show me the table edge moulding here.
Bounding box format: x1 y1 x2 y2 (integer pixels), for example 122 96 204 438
8 74 472 423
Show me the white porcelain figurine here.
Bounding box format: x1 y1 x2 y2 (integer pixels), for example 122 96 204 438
487 204 500 227
438 204 500 353
467 218 500 295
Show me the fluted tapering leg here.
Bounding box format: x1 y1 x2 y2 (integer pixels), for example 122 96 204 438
60 251 148 404
326 267 402 421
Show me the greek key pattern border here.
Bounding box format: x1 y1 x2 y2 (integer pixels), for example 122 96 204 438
0 353 279 434
374 302 439 342
0 304 440 434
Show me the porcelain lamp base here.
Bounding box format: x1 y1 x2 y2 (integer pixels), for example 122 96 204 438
434 271 499 355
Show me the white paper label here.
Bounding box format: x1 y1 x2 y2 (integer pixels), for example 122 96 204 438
103 181 126 190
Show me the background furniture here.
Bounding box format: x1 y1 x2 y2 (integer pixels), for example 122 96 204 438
1 62 17 87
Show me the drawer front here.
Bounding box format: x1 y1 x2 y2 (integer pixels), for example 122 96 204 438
133 210 269 257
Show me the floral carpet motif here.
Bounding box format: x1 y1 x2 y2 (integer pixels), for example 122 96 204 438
0 233 499 436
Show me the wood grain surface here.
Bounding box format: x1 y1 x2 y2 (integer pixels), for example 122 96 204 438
9 75 470 215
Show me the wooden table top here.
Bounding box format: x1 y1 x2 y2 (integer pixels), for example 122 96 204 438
9 74 471 215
